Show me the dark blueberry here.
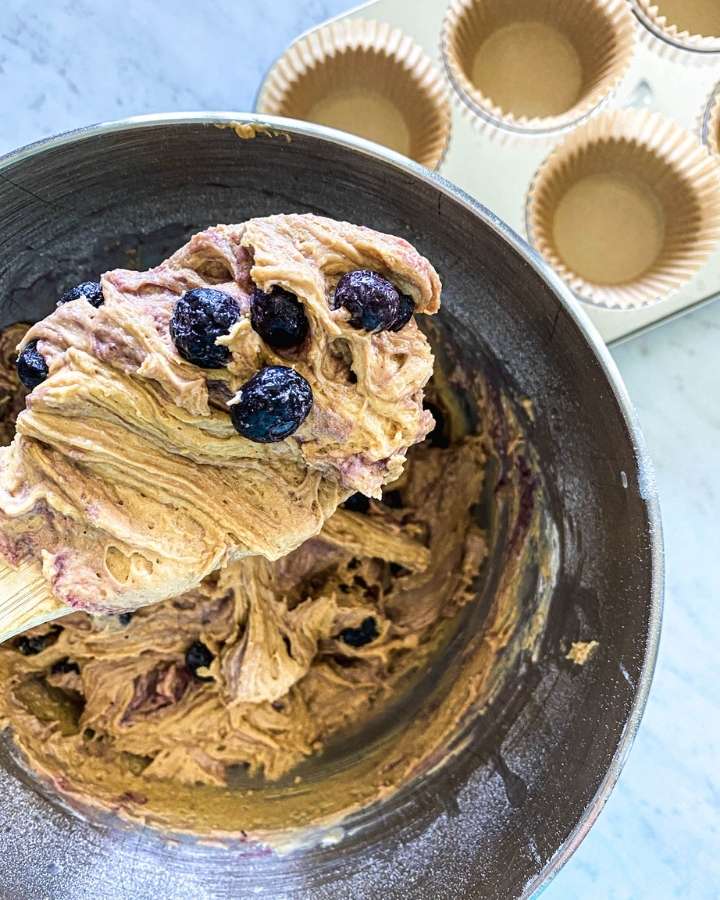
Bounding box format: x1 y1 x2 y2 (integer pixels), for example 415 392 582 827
250 285 309 350
389 562 411 578
185 640 214 681
16 632 54 656
16 340 48 390
342 492 370 514
58 281 104 308
381 489 403 509
51 657 80 675
339 617 379 648
117 612 133 627
333 270 401 333
389 293 415 332
230 365 313 443
170 288 241 369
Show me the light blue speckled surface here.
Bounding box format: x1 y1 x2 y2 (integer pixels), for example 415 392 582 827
0 1 718 896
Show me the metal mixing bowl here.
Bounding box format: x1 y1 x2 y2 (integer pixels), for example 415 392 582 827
0 113 662 899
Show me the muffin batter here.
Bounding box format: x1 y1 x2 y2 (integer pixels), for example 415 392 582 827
0 227 550 841
0 324 28 447
0 323 489 807
0 214 439 613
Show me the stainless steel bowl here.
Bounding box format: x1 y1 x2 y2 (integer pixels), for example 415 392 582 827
0 113 662 899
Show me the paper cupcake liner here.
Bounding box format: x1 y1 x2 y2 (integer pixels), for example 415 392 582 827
633 1 720 55
256 19 451 171
441 0 636 135
701 81 720 155
526 109 720 309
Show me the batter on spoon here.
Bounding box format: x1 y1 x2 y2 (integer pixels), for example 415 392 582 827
0 214 439 614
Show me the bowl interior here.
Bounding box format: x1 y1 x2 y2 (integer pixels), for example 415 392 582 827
0 116 660 900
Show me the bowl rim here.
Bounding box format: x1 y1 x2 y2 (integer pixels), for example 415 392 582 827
0 111 664 898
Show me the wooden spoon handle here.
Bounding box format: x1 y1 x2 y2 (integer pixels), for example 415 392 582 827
0 559 69 644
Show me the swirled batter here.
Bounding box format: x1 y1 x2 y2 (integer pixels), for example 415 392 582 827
0 223 550 842
0 215 439 612
0 321 492 820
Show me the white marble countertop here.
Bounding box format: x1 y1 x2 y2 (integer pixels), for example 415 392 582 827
1 1 718 896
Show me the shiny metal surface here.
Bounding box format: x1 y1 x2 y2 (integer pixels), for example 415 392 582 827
0 113 663 899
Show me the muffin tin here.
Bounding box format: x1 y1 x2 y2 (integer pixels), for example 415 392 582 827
257 19 452 170
634 0 720 55
442 0 636 134
526 109 720 308
256 0 720 344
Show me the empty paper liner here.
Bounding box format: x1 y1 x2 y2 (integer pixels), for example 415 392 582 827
441 0 636 134
634 0 720 54
702 81 720 155
527 109 720 309
256 19 451 170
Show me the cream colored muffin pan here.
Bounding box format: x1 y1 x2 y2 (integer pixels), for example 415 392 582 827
256 0 720 344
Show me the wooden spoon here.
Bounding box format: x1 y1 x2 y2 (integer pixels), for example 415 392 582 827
0 509 430 644
0 558 70 644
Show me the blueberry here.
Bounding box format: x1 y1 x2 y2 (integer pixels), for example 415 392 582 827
389 293 415 331
16 340 48 389
342 493 370 514
230 365 313 443
185 640 214 681
250 285 309 350
381 489 403 509
170 288 241 369
339 617 379 648
51 657 80 675
117 612 133 626
15 630 58 656
16 635 45 656
58 281 104 308
333 270 401 333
